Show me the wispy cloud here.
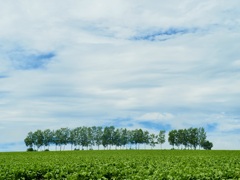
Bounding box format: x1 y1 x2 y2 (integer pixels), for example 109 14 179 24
0 0 240 150
0 75 8 79
0 91 9 98
132 27 198 41
9 49 55 70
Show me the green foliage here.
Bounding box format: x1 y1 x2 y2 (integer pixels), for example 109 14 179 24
25 126 168 151
157 130 166 149
26 147 34 152
0 150 239 179
24 126 212 151
202 140 213 150
168 127 211 150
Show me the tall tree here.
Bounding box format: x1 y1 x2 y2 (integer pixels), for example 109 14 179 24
157 130 165 149
69 128 76 150
168 130 177 149
182 129 189 149
133 129 144 149
149 133 157 149
87 127 94 150
177 129 184 149
127 130 134 149
91 126 97 149
53 129 62 151
24 131 34 149
80 126 89 150
72 127 82 149
143 130 150 149
109 126 115 149
120 128 128 149
95 126 103 150
113 128 121 149
198 127 207 149
61 128 70 150
43 129 53 150
188 128 199 150
33 130 44 150
102 126 112 149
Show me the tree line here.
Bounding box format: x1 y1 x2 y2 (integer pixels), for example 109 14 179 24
168 127 213 150
24 126 213 151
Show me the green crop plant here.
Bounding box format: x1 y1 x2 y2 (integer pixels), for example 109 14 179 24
0 150 239 179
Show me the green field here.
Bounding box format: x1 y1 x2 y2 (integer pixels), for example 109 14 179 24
0 150 240 179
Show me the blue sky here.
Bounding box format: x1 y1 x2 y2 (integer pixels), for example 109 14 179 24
0 0 240 151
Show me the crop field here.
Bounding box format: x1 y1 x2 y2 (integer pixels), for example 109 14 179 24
0 150 239 180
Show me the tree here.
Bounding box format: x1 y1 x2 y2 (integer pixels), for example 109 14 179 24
91 126 97 149
177 129 184 149
87 127 94 150
157 130 165 149
202 140 213 150
137 129 144 149
113 129 121 149
168 130 177 149
69 128 76 150
143 130 150 149
95 126 103 150
149 133 157 149
198 127 206 149
188 128 199 150
120 128 128 149
53 129 62 151
182 129 189 149
109 126 115 149
43 129 53 150
73 127 82 149
24 131 34 149
132 129 144 149
62 128 70 150
80 126 89 150
127 130 135 149
102 126 115 149
52 128 70 151
33 130 44 150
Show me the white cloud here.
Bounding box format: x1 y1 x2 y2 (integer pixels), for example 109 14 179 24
0 0 240 151
137 112 174 122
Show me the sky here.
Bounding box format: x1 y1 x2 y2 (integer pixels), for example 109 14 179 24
0 0 240 151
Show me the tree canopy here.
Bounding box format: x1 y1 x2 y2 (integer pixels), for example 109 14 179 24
24 126 213 151
168 127 212 150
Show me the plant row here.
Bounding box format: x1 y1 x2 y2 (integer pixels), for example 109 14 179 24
1 151 239 179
